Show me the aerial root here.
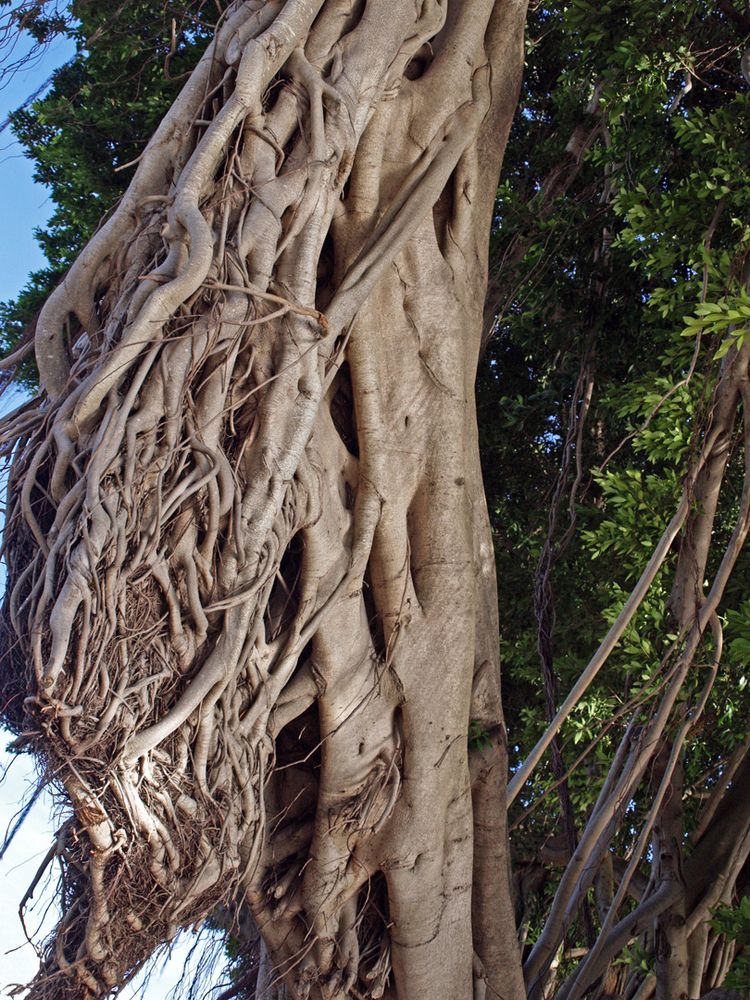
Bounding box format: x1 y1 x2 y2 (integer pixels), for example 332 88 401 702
0 1 530 997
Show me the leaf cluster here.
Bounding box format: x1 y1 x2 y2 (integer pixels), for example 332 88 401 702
483 0 750 964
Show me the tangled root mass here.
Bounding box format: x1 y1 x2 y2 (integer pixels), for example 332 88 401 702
0 2 528 998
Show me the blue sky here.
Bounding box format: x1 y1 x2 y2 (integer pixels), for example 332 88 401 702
0 28 223 1000
0 34 67 303
0 35 73 998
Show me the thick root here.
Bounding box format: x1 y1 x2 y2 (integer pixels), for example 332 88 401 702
0 2 528 997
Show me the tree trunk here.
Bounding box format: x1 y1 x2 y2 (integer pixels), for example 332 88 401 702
0 2 528 998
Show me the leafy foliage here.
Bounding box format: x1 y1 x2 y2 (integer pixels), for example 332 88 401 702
712 896 750 990
481 0 750 984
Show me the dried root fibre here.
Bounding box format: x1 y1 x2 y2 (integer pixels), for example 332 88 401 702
0 2 529 999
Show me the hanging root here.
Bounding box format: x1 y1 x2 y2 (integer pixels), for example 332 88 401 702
0 1 529 998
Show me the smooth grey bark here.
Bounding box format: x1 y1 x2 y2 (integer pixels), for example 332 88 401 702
0 2 528 998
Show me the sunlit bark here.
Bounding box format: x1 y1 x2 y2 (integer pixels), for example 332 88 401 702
0 2 528 997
